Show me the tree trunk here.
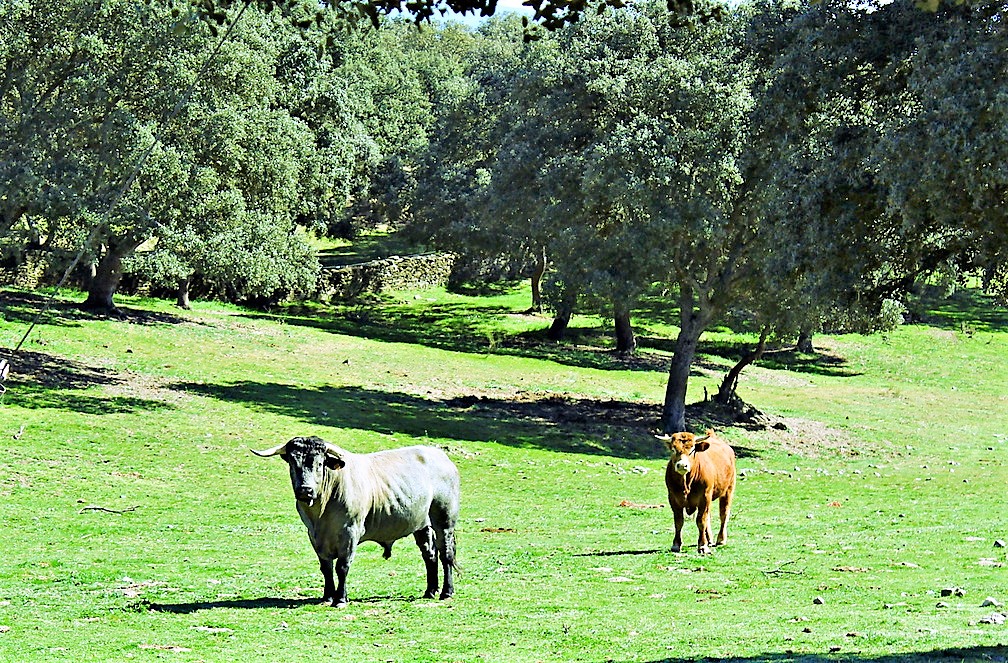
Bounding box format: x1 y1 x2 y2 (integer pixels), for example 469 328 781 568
1 205 25 238
613 305 636 356
546 287 576 341
82 237 143 312
796 329 814 353
547 308 572 341
661 288 710 433
176 276 192 310
529 246 546 313
661 328 700 434
715 325 770 405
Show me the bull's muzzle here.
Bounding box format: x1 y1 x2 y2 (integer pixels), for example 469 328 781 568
295 488 318 506
673 459 690 476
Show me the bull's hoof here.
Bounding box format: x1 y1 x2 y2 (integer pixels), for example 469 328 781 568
698 545 712 555
671 544 682 553
422 590 438 600
332 598 350 608
439 591 453 601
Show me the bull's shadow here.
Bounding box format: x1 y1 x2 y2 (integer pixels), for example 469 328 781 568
145 594 427 614
170 380 756 461
145 597 317 613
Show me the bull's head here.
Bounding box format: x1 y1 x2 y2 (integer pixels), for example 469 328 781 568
251 436 345 507
656 430 713 476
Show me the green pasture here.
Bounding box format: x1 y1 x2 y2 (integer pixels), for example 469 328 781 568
0 285 1005 662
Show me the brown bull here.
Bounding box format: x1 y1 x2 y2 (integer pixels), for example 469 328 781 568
657 429 736 554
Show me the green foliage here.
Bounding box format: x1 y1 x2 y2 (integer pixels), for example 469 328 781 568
404 0 1008 429
0 1 462 309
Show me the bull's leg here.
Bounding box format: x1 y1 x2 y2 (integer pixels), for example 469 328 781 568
433 527 456 600
413 527 439 599
332 555 352 608
696 502 712 554
331 541 357 608
319 556 336 603
671 507 685 553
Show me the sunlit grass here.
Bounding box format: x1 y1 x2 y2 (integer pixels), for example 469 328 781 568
0 284 1005 662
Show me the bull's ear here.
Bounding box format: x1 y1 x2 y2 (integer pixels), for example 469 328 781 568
695 440 711 452
324 455 345 470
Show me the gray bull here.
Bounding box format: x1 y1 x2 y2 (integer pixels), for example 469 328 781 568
253 436 459 607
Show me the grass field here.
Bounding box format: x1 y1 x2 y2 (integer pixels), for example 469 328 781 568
0 284 1005 662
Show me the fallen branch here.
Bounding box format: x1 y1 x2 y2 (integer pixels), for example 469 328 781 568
762 560 804 576
79 505 139 515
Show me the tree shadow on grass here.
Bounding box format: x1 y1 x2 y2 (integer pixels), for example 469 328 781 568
247 300 861 381
615 646 1008 663
682 338 860 379
0 290 191 328
171 380 762 461
909 286 1008 333
2 349 121 390
242 303 673 374
8 385 175 414
1 349 175 414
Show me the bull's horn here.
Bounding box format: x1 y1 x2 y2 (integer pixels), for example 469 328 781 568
250 442 288 457
322 441 345 458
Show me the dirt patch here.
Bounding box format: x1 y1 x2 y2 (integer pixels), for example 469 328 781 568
438 389 853 460
101 373 190 406
743 367 815 389
752 417 858 458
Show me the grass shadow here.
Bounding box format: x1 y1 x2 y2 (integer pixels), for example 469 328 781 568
317 230 420 268
8 386 176 414
2 349 122 390
246 302 676 375
170 380 706 460
249 295 866 380
1 349 175 414
1 290 191 328
907 286 1008 333
692 339 860 379
1 291 85 329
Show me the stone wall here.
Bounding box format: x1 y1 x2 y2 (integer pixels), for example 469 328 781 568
0 257 49 290
315 252 456 301
1 252 456 303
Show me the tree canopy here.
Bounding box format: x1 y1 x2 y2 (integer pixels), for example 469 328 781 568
401 0 1008 431
3 0 1005 434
